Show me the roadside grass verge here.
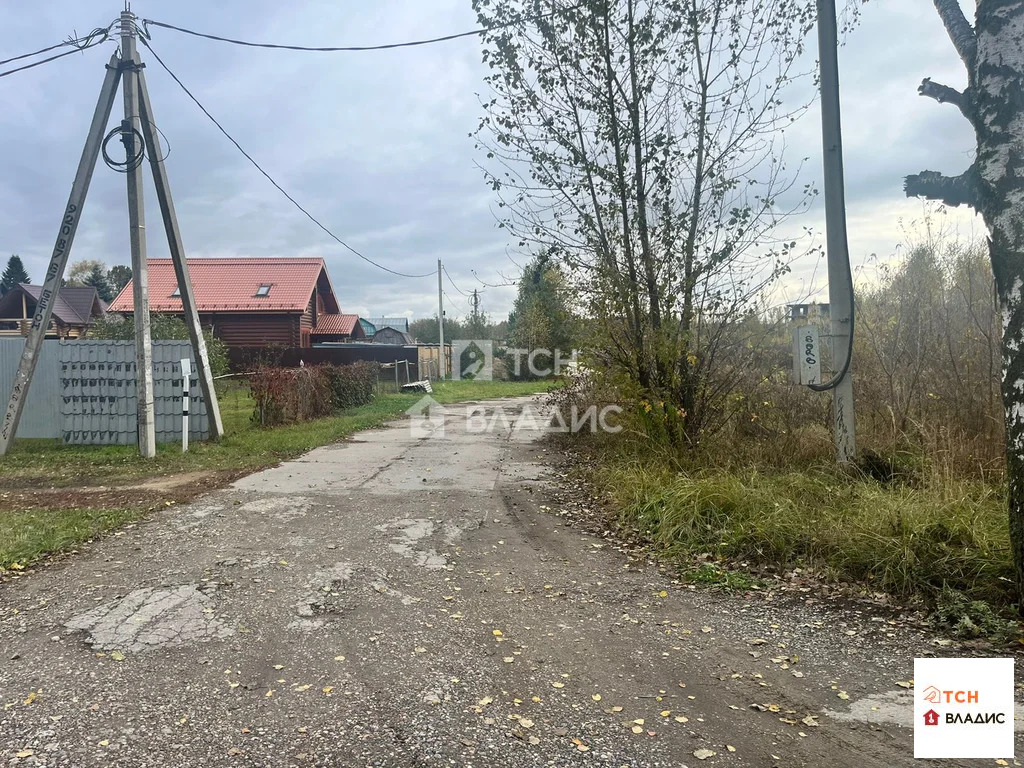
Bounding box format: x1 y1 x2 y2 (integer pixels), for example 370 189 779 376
593 458 1013 608
0 379 551 570
0 379 551 489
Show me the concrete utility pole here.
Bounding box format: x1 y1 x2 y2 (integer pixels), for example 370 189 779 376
0 8 224 456
120 10 156 458
137 65 224 439
437 259 445 379
816 0 857 463
0 55 122 456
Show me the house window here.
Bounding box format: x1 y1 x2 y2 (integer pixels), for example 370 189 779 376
255 284 272 297
170 287 180 298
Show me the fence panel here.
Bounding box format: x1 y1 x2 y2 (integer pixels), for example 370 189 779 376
0 339 62 439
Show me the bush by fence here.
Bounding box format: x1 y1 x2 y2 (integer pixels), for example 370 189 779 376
249 362 378 427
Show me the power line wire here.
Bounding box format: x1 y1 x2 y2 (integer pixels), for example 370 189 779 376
140 7 579 53
442 265 471 296
0 24 112 67
0 26 112 79
140 36 435 279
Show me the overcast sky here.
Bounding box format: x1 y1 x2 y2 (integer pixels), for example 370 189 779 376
0 1 980 321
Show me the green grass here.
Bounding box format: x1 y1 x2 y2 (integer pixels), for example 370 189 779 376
0 507 144 571
597 460 1013 606
0 378 551 570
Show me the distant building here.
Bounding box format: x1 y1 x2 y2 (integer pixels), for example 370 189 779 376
109 257 365 348
0 283 105 339
371 326 413 345
365 316 410 333
788 303 830 324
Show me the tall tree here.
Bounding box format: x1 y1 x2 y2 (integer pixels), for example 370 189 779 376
84 263 114 302
507 255 576 352
473 0 815 443
904 0 1024 610
107 264 133 296
0 254 30 295
66 258 106 287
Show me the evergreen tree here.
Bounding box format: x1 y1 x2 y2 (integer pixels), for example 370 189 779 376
84 263 113 302
107 265 132 296
0 254 30 295
507 256 575 352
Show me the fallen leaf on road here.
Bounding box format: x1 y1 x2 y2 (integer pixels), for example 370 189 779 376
503 657 514 663
529 735 540 745
632 718 645 725
110 651 125 662
802 715 820 727
322 687 334 695
552 682 565 689
592 694 602 701
727 745 736 752
265 690 274 698
492 630 503 637
746 638 767 646
478 696 493 707
98 740 109 747
415 647 427 654
675 716 688 723
631 725 643 734
227 747 242 756
895 680 913 688
23 691 37 706
273 665 284 670
15 751 33 758
693 748 716 760
520 718 534 728
701 626 713 633
838 691 850 700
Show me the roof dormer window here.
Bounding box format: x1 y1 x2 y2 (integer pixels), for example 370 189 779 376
170 287 181 298
255 284 272 297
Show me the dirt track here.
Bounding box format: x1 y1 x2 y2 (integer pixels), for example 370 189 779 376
0 397 1012 766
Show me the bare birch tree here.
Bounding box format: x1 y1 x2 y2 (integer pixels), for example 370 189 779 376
905 0 1024 608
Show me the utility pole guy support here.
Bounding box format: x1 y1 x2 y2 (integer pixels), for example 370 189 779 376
0 55 122 456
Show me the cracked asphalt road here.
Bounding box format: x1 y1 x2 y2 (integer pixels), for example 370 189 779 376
0 397 1015 766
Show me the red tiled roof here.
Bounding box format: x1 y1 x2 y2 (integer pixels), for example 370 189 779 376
108 258 334 312
313 313 360 335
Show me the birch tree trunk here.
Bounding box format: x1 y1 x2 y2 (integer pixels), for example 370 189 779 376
906 0 1024 609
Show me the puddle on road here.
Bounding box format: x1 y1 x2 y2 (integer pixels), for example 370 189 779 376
65 585 233 652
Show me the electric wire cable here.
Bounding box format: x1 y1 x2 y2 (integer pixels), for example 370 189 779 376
0 24 112 67
442 265 471 296
101 121 146 173
140 7 580 54
140 36 435 280
0 33 110 79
